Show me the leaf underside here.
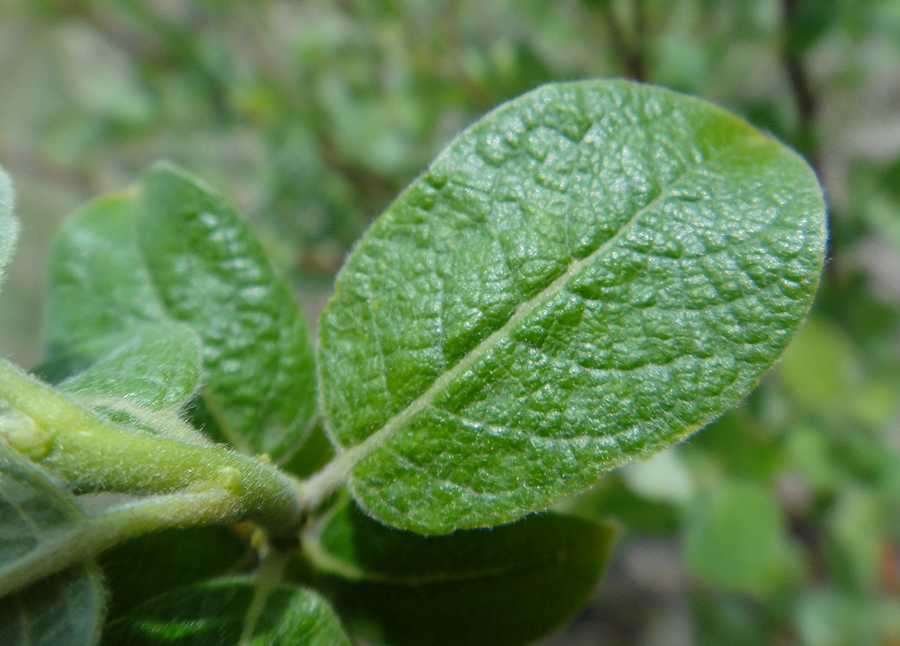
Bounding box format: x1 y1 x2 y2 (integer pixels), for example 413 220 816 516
0 446 106 645
318 79 828 533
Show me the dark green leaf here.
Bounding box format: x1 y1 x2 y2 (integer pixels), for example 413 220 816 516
100 526 249 620
42 168 318 461
0 566 106 646
311 501 615 646
0 445 106 644
137 163 317 459
106 579 352 646
317 79 827 533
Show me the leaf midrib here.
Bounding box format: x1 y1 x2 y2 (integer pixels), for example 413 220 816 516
309 136 754 502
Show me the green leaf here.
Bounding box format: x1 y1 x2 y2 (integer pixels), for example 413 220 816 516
43 193 166 360
136 163 317 459
0 165 17 289
58 323 201 412
105 579 352 645
683 480 801 595
100 526 249 621
43 168 318 461
0 445 106 644
0 566 107 646
57 323 209 445
309 501 615 646
317 79 827 533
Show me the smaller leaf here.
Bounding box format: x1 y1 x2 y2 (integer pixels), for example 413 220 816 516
310 501 616 646
105 578 352 646
0 566 106 646
137 163 317 460
59 323 202 412
0 445 106 645
57 323 209 445
43 192 165 360
0 164 17 288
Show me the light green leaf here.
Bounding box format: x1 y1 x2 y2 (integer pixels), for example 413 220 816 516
309 501 615 646
42 169 318 461
136 163 317 459
105 579 352 645
777 315 861 412
59 322 202 411
43 193 165 361
0 445 106 645
317 79 827 533
0 165 19 289
57 323 208 445
683 480 801 595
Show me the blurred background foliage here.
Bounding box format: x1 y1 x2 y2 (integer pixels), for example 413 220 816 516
0 0 899 644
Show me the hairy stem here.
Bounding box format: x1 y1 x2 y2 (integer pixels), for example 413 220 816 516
0 487 236 598
0 358 305 540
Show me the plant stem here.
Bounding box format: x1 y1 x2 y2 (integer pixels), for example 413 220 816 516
0 487 236 598
0 358 305 540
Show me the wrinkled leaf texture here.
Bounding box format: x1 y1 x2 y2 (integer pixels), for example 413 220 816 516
318 79 827 533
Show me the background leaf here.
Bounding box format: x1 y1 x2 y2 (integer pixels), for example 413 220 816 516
683 480 801 596
0 445 106 645
310 501 615 646
100 526 250 621
105 578 351 646
317 79 827 533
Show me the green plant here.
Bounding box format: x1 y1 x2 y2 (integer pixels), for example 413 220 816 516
0 79 826 645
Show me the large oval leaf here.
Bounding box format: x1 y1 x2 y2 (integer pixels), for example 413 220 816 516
317 79 827 533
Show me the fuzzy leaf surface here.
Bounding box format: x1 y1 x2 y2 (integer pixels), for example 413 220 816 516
0 446 106 645
137 164 317 459
318 79 828 533
0 165 17 288
57 323 208 445
105 579 351 645
312 501 615 646
59 322 202 413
